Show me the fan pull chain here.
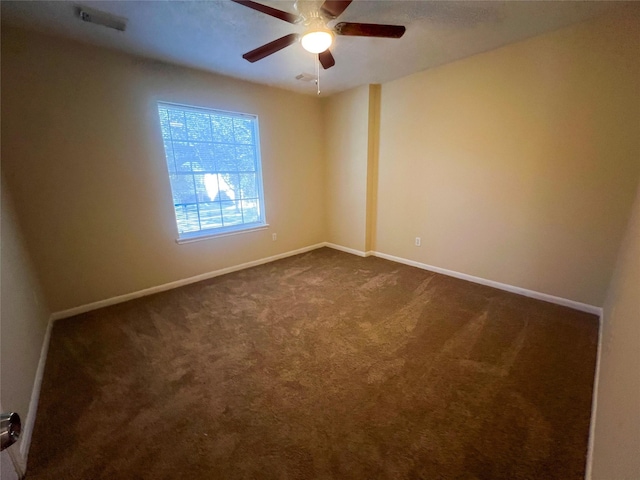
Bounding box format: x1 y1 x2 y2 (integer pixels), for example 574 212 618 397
315 54 321 96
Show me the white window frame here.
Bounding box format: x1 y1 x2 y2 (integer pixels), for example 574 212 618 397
157 102 268 243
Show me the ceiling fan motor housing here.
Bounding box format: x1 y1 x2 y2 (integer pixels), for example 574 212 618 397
295 0 330 23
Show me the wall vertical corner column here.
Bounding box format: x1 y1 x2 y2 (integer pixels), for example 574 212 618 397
365 84 381 254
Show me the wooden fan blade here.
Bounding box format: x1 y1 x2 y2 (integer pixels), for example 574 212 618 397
319 50 336 69
231 0 298 24
334 22 406 38
242 34 300 63
320 0 352 19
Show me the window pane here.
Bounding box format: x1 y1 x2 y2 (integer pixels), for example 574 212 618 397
190 144 207 172
198 202 223 229
233 118 254 145
203 174 231 202
158 103 266 238
221 200 244 226
214 144 236 172
159 109 171 139
173 142 194 172
175 204 200 233
211 116 234 143
163 139 176 173
224 173 240 197
239 173 257 198
236 145 255 171
241 200 260 223
168 110 187 140
186 112 212 142
170 174 196 205
193 174 211 202
196 144 216 172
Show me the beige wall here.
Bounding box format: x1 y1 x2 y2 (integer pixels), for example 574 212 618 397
376 8 640 307
2 8 640 477
5 11 637 313
590 181 640 479
365 85 381 253
1 27 326 312
0 449 20 480
323 85 370 252
323 84 381 253
1 178 50 473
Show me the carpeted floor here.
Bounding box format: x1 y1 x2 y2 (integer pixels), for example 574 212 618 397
27 248 599 479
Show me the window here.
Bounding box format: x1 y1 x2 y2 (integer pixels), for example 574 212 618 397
157 102 266 241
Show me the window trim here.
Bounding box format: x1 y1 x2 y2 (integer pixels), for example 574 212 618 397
157 101 268 242
175 223 270 244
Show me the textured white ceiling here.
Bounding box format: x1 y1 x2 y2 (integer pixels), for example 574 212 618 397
0 0 618 96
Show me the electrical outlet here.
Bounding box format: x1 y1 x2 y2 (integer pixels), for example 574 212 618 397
415 237 421 247
272 233 277 241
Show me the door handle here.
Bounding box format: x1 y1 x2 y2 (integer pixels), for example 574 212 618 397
0 412 21 451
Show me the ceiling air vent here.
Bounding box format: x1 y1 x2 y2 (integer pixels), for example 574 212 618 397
295 73 318 83
77 6 127 32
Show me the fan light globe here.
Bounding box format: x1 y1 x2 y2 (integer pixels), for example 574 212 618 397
301 30 333 54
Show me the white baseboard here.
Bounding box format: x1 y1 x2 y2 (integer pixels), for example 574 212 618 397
50 243 326 321
17 316 53 475
324 242 371 257
370 251 602 316
21 243 324 473
585 311 604 480
54 241 600 323
27 241 602 479
344 244 605 475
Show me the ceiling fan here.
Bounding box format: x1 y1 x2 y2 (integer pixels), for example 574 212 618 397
231 0 406 70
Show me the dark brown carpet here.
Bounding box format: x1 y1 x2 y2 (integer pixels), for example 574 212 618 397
27 248 599 479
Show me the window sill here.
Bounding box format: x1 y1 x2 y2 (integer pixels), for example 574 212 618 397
176 224 269 244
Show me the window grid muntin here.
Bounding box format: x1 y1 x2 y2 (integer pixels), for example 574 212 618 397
158 102 265 237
